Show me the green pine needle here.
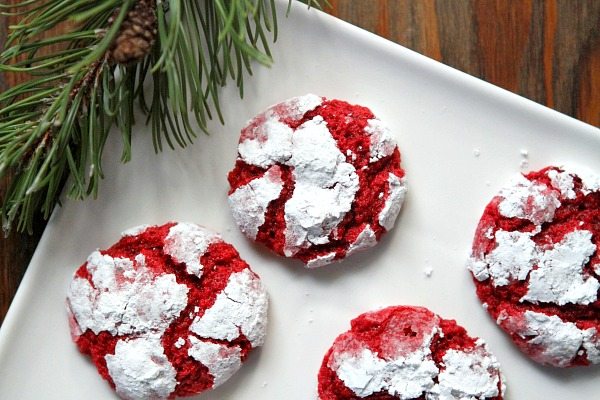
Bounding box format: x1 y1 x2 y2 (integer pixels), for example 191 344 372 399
0 0 328 234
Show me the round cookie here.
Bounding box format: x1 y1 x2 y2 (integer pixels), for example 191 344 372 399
66 222 268 400
468 166 600 367
227 94 407 268
318 306 505 399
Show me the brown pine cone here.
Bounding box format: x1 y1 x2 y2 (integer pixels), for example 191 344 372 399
110 0 157 65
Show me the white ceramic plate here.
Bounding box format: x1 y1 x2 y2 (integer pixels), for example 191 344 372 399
1 2 599 399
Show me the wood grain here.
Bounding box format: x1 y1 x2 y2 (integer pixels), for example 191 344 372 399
326 0 600 125
1 0 599 324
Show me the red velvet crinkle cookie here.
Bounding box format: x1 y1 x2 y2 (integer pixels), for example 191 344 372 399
66 222 268 400
318 306 505 399
227 94 407 268
468 166 600 367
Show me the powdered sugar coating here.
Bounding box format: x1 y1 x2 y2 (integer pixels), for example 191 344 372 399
497 174 560 225
468 166 600 367
468 230 538 285
228 95 406 267
163 222 221 278
470 229 599 305
188 336 242 387
547 169 576 199
228 166 284 239
430 344 503 399
239 119 294 168
560 164 600 194
330 344 438 398
238 94 323 168
318 306 505 399
522 230 598 305
283 116 359 255
364 118 396 162
306 252 338 269
67 222 269 398
105 337 177 400
328 321 440 398
68 252 189 336
190 268 268 347
121 224 151 237
511 311 599 367
346 225 377 257
379 173 407 231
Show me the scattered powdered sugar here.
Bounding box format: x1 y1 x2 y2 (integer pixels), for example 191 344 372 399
163 222 222 279
346 225 377 257
468 230 538 286
364 118 397 163
518 311 599 366
121 224 151 237
228 166 284 239
190 268 268 347
497 174 560 225
522 230 598 305
187 336 242 387
283 116 359 255
105 337 177 400
429 343 502 399
547 169 576 199
378 173 407 231
519 151 529 169
306 252 337 269
67 252 189 336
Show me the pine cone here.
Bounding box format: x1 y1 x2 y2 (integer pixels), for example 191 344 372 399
110 0 157 65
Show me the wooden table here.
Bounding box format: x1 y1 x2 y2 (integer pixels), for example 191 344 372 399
1 0 599 324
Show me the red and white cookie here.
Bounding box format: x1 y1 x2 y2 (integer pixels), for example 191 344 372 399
318 306 505 399
66 222 268 399
468 166 600 367
227 94 407 267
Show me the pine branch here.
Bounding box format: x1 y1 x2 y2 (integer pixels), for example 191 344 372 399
0 0 327 234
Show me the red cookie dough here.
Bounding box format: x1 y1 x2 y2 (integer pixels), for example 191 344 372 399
318 306 505 400
468 166 600 367
227 94 407 268
66 222 268 400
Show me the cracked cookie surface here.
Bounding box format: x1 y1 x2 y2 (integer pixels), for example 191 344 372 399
318 306 505 399
468 166 600 367
67 222 268 399
228 94 406 268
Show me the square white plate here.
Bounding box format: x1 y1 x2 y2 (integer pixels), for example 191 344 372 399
1 1 599 399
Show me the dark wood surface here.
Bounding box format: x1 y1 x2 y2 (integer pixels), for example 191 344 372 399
1 0 599 324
